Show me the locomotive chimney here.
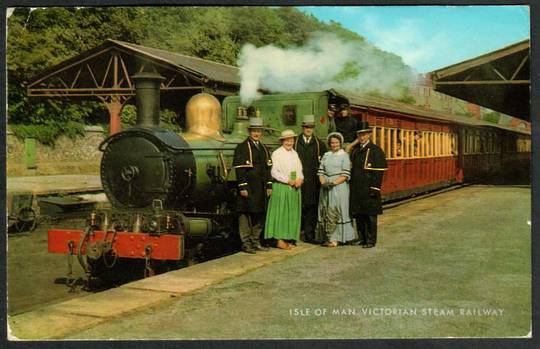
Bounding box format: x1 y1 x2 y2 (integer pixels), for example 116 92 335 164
131 72 166 127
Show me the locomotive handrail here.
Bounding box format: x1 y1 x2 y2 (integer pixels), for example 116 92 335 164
77 226 93 274
218 150 229 180
263 126 282 135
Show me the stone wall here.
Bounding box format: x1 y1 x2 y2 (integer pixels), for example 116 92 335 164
7 126 105 176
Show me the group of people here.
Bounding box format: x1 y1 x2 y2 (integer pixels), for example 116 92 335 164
232 109 387 254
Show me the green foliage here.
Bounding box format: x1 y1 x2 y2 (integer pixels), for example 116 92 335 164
120 105 181 131
121 104 138 126
397 94 417 105
333 61 362 83
483 111 501 123
10 120 86 146
7 7 148 144
455 111 475 118
324 20 366 44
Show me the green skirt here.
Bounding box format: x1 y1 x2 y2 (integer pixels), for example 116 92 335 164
264 182 302 241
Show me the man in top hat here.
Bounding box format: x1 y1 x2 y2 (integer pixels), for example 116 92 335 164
349 121 388 248
233 117 273 254
294 115 327 242
329 102 360 144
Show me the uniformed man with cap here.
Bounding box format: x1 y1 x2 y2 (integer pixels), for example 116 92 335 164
233 117 273 254
329 102 360 144
294 114 327 242
349 121 388 248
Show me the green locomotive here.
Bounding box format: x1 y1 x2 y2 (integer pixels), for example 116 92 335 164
48 72 339 283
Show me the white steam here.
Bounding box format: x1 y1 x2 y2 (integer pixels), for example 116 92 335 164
238 32 415 105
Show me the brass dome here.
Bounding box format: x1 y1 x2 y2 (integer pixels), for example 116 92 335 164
184 93 225 141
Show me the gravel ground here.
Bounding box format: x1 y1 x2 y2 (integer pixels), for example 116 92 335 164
7 218 90 315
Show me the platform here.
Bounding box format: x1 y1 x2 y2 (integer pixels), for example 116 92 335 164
7 175 102 196
7 185 531 339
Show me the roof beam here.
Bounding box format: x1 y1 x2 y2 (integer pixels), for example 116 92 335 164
434 80 529 85
27 86 206 96
510 54 529 81
431 40 529 79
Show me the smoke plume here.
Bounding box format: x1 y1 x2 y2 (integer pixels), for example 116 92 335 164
238 32 416 105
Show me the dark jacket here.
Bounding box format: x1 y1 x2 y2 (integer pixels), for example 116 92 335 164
350 141 388 216
333 116 360 143
295 135 327 206
233 138 273 213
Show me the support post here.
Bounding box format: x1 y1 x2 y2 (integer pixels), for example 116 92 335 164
103 95 124 135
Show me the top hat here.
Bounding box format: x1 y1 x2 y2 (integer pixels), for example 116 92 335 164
302 114 316 127
248 117 264 129
279 129 297 140
356 121 372 133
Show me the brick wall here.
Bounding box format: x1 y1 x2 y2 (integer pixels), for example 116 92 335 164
7 126 105 176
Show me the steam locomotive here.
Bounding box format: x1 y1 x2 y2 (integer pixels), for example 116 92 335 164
48 72 530 284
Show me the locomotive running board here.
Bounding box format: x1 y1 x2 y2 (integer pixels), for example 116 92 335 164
48 229 183 260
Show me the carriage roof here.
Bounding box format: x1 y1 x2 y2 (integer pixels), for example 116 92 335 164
330 89 530 136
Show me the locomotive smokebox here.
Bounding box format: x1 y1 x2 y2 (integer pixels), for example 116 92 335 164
132 72 166 127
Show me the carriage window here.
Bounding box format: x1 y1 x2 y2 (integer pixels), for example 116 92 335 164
282 105 297 126
413 131 422 157
463 130 468 155
402 130 410 158
466 130 473 154
426 131 432 157
434 133 439 156
374 127 381 148
451 133 457 155
439 133 444 156
388 128 396 159
442 133 446 156
396 130 403 158
468 130 474 154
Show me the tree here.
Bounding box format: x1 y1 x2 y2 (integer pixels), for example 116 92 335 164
7 7 148 143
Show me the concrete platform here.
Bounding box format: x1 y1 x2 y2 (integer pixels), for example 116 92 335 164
8 243 316 339
7 174 102 196
61 185 531 339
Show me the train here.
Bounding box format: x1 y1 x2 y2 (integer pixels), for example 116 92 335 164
47 72 531 285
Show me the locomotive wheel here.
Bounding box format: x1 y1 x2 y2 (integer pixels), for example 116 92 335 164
13 207 37 233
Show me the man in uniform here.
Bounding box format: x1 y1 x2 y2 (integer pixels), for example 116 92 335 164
349 121 388 248
294 114 327 242
233 117 273 254
329 102 360 144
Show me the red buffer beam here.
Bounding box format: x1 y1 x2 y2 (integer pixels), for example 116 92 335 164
48 229 183 260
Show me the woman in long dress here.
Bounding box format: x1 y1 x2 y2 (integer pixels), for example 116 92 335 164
265 129 304 250
315 132 356 246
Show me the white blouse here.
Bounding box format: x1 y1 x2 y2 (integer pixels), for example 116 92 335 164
271 146 304 184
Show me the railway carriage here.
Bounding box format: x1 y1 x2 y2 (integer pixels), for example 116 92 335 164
47 74 530 285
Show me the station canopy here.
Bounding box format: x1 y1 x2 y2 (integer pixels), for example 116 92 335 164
429 40 530 121
27 39 240 99
27 39 241 134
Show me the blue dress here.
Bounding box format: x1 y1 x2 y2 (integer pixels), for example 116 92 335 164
315 149 357 243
